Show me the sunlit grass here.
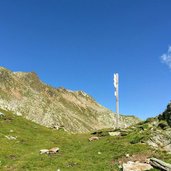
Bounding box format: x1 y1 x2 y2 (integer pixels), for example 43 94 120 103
0 108 170 171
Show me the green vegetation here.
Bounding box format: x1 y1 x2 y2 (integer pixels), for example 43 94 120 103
0 109 171 171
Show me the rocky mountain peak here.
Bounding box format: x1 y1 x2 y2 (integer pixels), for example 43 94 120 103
0 66 12 72
0 67 140 133
14 71 39 79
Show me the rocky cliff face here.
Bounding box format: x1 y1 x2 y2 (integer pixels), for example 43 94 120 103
0 67 140 133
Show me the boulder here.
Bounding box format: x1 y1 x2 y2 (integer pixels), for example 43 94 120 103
89 136 99 141
49 147 59 154
40 147 60 154
108 131 121 136
150 158 171 171
40 149 49 154
123 161 153 171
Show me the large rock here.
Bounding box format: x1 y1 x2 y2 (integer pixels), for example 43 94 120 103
147 129 171 152
123 161 153 171
150 158 171 171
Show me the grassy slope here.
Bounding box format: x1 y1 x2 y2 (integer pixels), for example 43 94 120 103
0 109 170 171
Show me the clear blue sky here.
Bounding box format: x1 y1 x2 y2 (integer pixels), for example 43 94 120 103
0 0 171 119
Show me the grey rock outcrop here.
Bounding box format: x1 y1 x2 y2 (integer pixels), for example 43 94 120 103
145 103 171 153
147 129 171 152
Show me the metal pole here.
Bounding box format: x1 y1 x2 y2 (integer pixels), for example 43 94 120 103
114 73 119 128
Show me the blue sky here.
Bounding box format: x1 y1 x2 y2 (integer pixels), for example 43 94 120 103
0 0 171 119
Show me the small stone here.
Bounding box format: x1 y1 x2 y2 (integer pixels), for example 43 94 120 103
109 131 121 136
125 154 130 158
98 152 101 155
40 149 49 154
40 147 59 154
0 112 5 117
16 112 22 116
89 136 99 141
145 159 150 164
5 135 17 140
49 147 60 154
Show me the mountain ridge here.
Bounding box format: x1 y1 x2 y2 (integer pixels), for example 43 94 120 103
0 66 140 133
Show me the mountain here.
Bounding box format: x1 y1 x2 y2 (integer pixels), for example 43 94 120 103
0 67 140 133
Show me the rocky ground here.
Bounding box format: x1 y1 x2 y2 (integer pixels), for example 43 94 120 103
90 102 171 170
